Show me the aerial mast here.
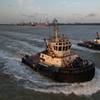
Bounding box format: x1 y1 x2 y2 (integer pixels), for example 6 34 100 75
53 19 59 41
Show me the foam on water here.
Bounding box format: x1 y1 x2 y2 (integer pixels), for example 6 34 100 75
0 50 100 96
24 68 100 96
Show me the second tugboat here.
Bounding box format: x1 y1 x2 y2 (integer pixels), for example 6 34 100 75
22 19 95 83
78 32 100 50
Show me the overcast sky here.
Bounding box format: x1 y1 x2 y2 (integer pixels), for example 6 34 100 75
0 0 100 24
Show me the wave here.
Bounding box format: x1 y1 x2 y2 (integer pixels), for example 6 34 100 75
0 37 100 96
24 68 100 96
0 50 100 96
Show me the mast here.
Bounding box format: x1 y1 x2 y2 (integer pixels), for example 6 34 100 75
53 19 59 41
96 32 100 39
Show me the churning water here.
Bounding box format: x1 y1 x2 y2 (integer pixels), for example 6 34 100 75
0 25 100 99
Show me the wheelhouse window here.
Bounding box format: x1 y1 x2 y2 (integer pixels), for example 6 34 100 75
54 42 70 51
59 43 62 45
54 46 57 50
63 46 65 51
63 43 66 45
59 46 62 51
66 46 68 50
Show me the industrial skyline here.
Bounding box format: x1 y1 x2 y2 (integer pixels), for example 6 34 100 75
0 0 100 24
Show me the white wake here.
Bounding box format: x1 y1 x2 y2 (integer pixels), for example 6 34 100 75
0 50 100 96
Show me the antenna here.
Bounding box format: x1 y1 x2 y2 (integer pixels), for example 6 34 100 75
53 19 59 41
96 32 100 39
44 38 48 50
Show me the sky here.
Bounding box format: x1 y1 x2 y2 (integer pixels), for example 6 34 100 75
0 0 100 24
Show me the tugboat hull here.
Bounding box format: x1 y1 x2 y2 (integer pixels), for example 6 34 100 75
78 41 100 50
36 63 95 83
22 55 95 83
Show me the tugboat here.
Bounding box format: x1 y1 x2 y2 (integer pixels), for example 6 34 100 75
22 19 95 83
78 32 100 50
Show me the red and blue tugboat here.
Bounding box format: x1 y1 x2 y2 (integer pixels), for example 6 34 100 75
78 32 100 50
22 19 95 83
